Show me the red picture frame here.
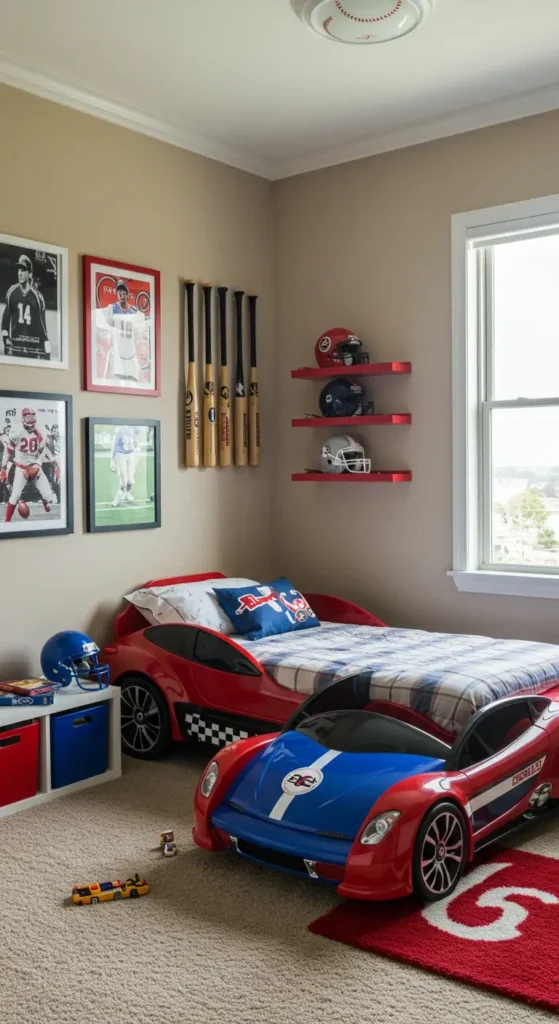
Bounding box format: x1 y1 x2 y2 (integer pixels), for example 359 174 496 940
83 255 161 396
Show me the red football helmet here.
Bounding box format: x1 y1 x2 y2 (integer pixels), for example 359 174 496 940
315 328 369 368
21 407 37 430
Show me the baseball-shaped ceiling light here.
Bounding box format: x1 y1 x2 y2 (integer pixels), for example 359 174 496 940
298 0 433 44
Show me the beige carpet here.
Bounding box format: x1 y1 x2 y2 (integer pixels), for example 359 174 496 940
1 749 557 1024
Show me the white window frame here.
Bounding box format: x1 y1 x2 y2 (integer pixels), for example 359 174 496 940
450 193 559 600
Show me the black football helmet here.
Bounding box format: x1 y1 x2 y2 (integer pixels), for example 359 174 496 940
319 378 374 418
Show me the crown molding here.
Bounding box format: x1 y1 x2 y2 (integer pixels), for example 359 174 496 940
0 56 275 180
1 54 559 183
270 79 559 179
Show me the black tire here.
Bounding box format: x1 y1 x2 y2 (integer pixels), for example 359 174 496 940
129 889 138 899
412 801 468 903
119 675 172 760
91 897 99 904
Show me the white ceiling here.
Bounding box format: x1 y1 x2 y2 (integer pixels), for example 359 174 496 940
2 0 559 179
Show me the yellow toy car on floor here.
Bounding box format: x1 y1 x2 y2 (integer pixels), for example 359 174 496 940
71 874 149 905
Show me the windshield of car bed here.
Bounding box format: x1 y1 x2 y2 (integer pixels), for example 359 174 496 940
295 710 451 758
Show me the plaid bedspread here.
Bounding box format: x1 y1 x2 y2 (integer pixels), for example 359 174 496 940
234 623 559 734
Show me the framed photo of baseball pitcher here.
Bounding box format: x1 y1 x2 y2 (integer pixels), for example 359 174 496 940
0 390 73 540
83 255 161 396
0 234 68 369
86 418 161 533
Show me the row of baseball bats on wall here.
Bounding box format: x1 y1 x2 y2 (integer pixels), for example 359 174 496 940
184 283 260 468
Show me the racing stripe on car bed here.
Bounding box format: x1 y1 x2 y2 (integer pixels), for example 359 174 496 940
465 757 546 831
269 749 342 822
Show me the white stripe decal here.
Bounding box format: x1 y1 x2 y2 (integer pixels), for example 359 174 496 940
468 757 546 819
269 749 342 822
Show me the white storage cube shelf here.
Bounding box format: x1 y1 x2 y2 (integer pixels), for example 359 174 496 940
0 685 121 819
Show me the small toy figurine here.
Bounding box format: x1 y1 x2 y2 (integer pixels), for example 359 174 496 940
163 841 178 857
160 829 174 846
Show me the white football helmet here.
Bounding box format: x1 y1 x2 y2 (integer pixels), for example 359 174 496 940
321 435 371 474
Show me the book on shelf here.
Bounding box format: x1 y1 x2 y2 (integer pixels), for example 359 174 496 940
0 677 60 697
0 691 56 706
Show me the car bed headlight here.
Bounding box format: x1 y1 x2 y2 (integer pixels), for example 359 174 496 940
360 811 401 846
200 761 219 798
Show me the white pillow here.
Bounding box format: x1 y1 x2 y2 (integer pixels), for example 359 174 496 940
124 577 259 635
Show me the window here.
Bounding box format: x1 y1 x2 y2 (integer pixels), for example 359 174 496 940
296 710 450 759
455 701 533 770
144 625 260 676
451 194 559 598
193 631 260 676
144 625 196 658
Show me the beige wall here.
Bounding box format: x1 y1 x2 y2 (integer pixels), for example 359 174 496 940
274 111 559 644
2 83 559 676
0 85 275 675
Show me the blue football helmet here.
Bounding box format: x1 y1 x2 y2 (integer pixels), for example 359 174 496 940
41 631 109 690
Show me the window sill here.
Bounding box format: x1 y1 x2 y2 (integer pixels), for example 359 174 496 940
448 570 559 599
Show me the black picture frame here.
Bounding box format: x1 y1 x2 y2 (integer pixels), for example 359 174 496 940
86 417 161 533
0 233 69 370
0 389 73 540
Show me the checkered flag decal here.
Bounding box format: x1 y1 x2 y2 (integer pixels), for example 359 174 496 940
185 712 250 748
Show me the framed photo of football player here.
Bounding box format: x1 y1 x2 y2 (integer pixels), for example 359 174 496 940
83 256 161 396
86 418 161 533
0 390 73 540
0 234 68 369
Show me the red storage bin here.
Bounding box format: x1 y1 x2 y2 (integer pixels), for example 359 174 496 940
0 720 40 808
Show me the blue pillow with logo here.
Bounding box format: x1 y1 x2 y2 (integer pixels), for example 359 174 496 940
213 578 320 641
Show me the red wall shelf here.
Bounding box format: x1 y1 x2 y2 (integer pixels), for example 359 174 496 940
291 362 411 380
292 471 412 483
292 414 411 428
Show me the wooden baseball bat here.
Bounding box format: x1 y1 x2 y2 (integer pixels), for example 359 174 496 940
217 286 232 467
247 295 260 467
202 284 217 467
233 290 248 467
184 281 201 467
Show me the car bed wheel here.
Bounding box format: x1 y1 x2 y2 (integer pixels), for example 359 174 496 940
412 802 467 903
119 676 172 760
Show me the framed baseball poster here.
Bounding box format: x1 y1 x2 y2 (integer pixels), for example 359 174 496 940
0 234 68 369
86 418 161 533
83 256 161 396
0 390 73 540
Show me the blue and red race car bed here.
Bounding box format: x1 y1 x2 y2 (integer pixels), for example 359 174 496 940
193 679 559 902
102 571 559 760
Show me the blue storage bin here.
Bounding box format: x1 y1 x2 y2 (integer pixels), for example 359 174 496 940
50 702 109 789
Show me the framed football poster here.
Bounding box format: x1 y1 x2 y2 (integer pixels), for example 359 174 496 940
0 390 73 540
0 234 68 369
86 417 161 533
83 256 161 396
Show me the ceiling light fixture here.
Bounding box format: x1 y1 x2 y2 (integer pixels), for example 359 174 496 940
296 0 433 45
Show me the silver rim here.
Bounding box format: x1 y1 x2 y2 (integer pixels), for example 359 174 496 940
121 684 161 752
420 810 464 896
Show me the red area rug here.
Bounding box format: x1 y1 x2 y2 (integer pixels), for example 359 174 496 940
309 848 559 1011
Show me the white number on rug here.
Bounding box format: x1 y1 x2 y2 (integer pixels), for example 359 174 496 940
422 861 559 941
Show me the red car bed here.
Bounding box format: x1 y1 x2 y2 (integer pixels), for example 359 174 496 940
102 571 559 760
101 572 391 759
